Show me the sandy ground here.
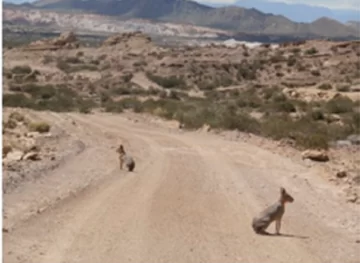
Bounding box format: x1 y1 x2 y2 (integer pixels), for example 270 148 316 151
3 111 360 263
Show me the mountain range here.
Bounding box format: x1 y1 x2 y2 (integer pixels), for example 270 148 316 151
4 0 360 39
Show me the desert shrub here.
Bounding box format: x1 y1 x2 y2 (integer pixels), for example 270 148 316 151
122 73 133 83
296 63 306 71
42 55 54 64
22 83 57 99
76 51 84 57
270 53 286 63
261 115 329 149
56 60 71 72
4 71 13 79
295 133 329 150
336 85 350 92
326 95 354 114
56 59 97 73
28 122 50 133
317 83 332 90
216 76 233 87
111 85 134 95
72 64 98 72
65 56 82 64
11 65 32 75
3 93 34 108
198 81 216 90
9 112 25 122
262 91 296 113
146 72 186 89
291 48 301 54
274 101 296 113
287 56 297 67
104 100 124 113
168 91 181 100
175 107 215 129
236 63 257 80
237 95 261 109
216 111 261 133
117 97 144 112
3 145 12 157
305 47 318 55
309 109 325 121
311 70 321 76
262 86 281 100
90 59 100 65
78 99 96 114
4 119 17 129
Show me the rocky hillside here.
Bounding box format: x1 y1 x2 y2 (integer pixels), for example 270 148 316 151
7 0 359 39
3 32 360 150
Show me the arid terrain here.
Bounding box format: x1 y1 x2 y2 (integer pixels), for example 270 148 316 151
2 31 360 263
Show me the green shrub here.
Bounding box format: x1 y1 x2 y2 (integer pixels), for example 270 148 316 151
236 63 257 80
326 95 354 114
146 72 186 89
317 83 332 90
305 47 318 55
310 109 325 121
22 83 56 99
3 145 12 157
11 65 32 75
9 112 25 122
287 56 297 67
311 70 321 76
261 115 329 149
3 93 34 108
336 85 350 92
4 119 17 129
65 57 82 64
28 122 50 133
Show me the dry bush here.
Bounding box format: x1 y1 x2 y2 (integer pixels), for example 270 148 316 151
28 122 51 133
317 83 333 90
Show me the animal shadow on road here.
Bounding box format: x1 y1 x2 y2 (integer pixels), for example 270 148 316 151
258 232 309 240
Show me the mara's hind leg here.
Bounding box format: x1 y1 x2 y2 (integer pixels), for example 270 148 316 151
128 162 135 172
252 223 270 235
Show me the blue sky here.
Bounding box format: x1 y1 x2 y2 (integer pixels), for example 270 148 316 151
197 0 359 10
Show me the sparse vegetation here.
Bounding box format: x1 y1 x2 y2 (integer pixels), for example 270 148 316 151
336 85 351 92
28 122 51 133
11 65 32 75
9 112 25 122
326 95 354 114
305 47 318 55
317 83 333 90
3 33 360 152
146 72 186 89
3 145 12 158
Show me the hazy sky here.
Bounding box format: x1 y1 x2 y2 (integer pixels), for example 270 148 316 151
197 0 360 10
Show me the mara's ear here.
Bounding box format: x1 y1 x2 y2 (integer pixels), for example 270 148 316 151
280 187 286 194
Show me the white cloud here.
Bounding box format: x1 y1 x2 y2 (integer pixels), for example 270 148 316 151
270 0 360 10
195 0 360 10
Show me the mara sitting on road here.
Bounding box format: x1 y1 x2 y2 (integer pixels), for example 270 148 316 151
116 144 136 172
252 187 294 235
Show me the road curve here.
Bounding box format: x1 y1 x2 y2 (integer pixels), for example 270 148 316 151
3 112 359 263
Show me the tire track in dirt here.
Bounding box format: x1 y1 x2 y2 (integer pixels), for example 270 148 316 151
3 112 360 263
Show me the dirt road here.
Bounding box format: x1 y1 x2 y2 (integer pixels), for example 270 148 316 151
3 112 359 263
